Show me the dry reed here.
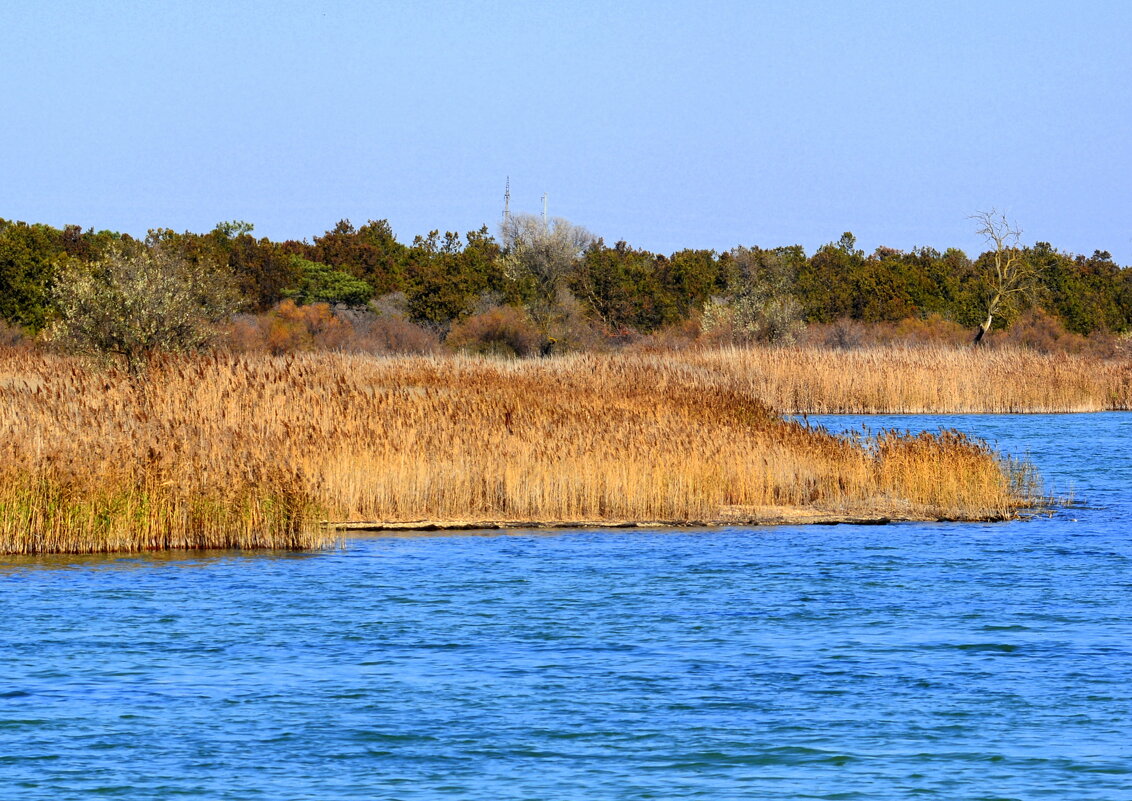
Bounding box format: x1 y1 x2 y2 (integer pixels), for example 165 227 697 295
689 345 1132 413
0 347 1042 555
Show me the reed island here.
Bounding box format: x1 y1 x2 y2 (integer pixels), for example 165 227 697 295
0 348 1053 555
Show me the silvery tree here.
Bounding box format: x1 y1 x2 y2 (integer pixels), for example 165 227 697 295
500 213 594 318
51 242 240 375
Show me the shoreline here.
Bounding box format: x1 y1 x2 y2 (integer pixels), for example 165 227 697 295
325 504 1019 533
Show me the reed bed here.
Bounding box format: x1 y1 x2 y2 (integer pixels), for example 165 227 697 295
0 347 1039 554
690 345 1132 413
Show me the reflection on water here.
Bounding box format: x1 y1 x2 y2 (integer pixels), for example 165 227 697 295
0 548 324 573
1 413 1130 800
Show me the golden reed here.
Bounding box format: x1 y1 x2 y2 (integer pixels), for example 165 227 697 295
690 345 1132 413
0 346 1049 554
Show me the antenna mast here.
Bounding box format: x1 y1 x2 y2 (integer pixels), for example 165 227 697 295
502 177 511 224
541 193 548 226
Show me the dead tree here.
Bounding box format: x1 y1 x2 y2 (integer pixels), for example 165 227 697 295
969 209 1031 345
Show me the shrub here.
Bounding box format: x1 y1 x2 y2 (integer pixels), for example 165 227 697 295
225 301 440 355
0 320 27 347
446 305 541 357
50 243 240 373
700 292 804 345
350 315 440 354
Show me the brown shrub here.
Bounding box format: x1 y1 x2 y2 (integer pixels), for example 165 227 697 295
349 315 439 354
626 316 702 353
802 315 968 349
0 320 28 348
226 300 352 354
225 301 441 356
446 306 541 357
993 308 1119 357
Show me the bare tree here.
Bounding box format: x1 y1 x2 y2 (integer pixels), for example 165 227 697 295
500 213 594 312
51 243 240 374
969 209 1032 345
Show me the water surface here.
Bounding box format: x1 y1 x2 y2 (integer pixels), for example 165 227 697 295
2 414 1129 799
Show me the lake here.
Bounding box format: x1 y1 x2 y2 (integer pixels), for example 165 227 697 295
1 413 1129 800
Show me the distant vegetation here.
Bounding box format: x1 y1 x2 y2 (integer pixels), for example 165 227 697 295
1 213 1130 361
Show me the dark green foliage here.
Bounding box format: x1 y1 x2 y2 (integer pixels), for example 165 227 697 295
206 222 299 311
5 214 1131 345
283 256 374 307
1032 244 1127 334
572 240 674 332
796 235 866 322
404 227 503 329
310 219 406 295
0 220 67 330
658 249 727 318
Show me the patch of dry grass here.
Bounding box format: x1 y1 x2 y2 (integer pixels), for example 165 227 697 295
690 345 1132 413
0 347 1038 554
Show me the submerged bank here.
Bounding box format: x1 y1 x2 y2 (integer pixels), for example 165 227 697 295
0 349 1042 554
327 504 1019 534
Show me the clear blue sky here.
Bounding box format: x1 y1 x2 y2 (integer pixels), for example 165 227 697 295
3 0 1130 262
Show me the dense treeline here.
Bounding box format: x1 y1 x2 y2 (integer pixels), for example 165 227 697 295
3 215 1131 356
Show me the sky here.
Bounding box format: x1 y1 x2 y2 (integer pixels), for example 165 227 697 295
2 0 1130 262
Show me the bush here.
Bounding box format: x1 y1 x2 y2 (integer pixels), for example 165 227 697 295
700 292 804 345
996 308 1104 355
226 300 350 354
350 314 440 354
446 306 541 357
225 300 441 355
50 243 240 373
801 315 969 349
0 320 27 347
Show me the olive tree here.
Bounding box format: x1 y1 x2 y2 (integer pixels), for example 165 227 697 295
970 209 1033 345
51 243 240 374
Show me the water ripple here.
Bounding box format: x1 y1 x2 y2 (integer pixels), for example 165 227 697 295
1 414 1131 799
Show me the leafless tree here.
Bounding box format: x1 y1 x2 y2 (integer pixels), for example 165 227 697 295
500 213 594 311
969 209 1032 345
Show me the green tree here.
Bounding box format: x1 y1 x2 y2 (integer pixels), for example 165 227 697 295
404 227 502 330
283 256 374 307
795 233 865 323
0 220 67 330
657 249 726 318
572 240 671 332
310 219 406 294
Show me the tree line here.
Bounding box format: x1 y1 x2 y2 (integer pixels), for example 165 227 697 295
2 213 1130 363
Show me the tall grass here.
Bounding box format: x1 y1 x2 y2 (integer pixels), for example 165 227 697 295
0 347 1039 554
689 345 1132 413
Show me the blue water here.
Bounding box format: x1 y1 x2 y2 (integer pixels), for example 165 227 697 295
2 414 1130 800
